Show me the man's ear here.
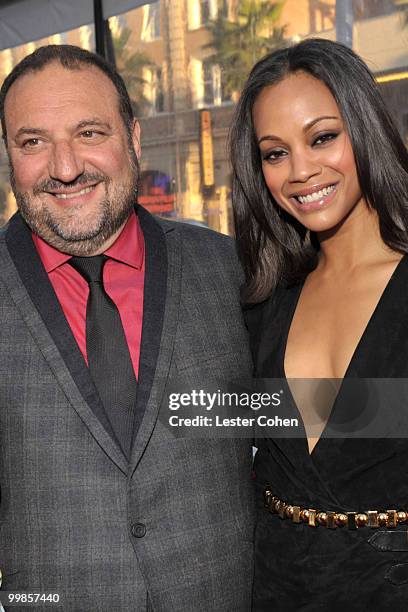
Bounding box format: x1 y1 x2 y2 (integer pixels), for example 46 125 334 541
131 119 141 161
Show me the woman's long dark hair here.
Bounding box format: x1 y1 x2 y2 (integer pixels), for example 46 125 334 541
230 38 408 303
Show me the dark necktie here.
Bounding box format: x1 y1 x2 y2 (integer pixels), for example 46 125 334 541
69 255 137 458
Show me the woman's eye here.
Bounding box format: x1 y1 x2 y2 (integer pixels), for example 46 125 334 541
313 132 338 146
263 149 287 163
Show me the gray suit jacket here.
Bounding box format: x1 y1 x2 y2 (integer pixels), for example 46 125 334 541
0 206 254 612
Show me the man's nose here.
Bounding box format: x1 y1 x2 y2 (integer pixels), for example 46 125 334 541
288 149 321 183
48 141 84 182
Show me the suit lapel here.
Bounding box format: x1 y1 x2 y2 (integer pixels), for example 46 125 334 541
2 213 128 473
2 208 177 474
129 207 179 472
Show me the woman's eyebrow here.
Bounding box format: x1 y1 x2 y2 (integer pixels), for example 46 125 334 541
257 115 339 145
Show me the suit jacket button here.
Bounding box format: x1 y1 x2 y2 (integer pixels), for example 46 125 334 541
131 522 147 538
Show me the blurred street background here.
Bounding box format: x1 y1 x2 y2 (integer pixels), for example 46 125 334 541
0 0 407 234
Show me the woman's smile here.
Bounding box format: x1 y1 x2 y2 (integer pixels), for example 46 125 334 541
253 71 365 233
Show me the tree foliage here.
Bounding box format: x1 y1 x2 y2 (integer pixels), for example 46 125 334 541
205 0 287 97
112 27 156 116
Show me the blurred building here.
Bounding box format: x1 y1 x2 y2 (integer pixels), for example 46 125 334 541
0 0 407 231
117 0 408 233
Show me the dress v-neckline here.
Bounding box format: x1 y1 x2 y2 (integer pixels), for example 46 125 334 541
280 253 408 458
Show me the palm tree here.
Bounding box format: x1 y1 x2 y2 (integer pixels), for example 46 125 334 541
205 0 286 99
112 27 156 116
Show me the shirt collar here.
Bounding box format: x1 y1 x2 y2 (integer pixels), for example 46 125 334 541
32 210 144 273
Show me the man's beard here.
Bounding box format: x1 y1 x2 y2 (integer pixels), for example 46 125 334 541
10 158 139 256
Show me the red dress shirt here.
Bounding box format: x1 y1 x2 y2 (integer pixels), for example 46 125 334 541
32 211 145 378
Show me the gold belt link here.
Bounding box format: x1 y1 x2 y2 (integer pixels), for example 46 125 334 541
264 487 407 529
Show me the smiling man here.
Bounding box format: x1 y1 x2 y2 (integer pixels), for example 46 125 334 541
0 46 254 611
7 59 140 255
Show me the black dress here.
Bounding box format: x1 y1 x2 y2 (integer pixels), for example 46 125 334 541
246 254 408 611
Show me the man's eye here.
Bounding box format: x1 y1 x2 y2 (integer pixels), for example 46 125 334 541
80 130 103 139
263 149 287 163
313 132 338 146
22 138 41 148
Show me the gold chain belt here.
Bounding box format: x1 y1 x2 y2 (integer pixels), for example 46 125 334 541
264 487 408 529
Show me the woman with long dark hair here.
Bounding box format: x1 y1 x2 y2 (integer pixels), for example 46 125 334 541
230 38 408 610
